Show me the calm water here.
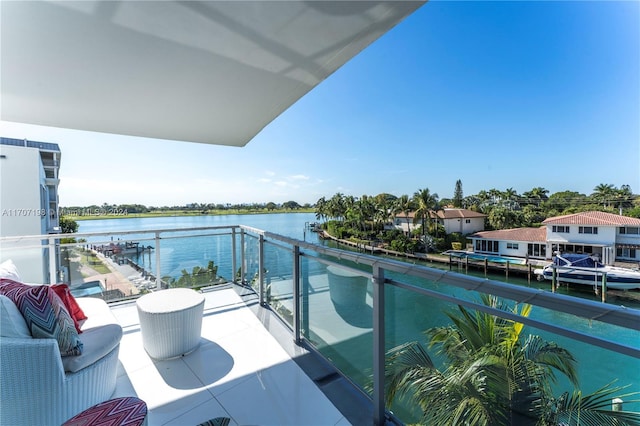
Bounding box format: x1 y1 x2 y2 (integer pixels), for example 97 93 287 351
78 213 322 281
78 214 640 419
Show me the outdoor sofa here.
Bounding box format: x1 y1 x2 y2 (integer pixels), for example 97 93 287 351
0 260 123 426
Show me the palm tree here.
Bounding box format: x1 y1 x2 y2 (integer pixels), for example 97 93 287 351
503 187 519 210
315 196 328 222
523 187 549 208
385 295 638 425
394 195 414 236
592 184 616 209
413 188 438 243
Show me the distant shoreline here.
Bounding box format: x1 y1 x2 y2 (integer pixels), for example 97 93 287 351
71 208 315 221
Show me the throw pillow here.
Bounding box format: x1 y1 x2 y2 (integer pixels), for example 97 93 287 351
52 284 88 333
0 259 21 281
0 294 31 337
0 278 83 356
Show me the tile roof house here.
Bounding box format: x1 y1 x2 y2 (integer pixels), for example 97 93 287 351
469 211 640 264
391 209 487 236
431 208 487 235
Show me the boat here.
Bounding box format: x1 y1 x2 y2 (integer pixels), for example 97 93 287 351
97 241 153 257
533 253 640 290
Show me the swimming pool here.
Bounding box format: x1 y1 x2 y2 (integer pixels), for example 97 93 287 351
445 250 527 265
70 280 104 297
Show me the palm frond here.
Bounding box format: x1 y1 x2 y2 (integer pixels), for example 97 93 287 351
522 334 578 387
550 382 640 426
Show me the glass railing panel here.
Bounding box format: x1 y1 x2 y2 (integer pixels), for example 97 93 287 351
1 228 242 301
61 236 156 301
301 257 374 394
242 232 261 291
63 243 126 300
262 241 295 327
0 239 53 284
384 279 640 424
153 233 229 291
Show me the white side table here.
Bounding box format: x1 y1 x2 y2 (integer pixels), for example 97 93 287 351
136 288 205 360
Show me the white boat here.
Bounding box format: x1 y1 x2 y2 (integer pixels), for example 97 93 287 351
534 253 640 290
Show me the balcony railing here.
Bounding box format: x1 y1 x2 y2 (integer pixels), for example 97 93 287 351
2 225 639 424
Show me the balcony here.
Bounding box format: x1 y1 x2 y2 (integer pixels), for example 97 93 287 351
1 225 639 425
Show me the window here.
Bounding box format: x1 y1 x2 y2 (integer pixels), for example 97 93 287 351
528 243 546 257
465 219 471 224
579 226 598 234
507 242 519 250
476 239 498 253
617 247 637 259
552 225 570 233
620 227 639 235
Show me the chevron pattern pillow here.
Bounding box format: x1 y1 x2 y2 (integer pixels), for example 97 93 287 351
62 396 147 426
0 278 83 356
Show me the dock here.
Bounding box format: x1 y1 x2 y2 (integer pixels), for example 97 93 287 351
319 231 640 304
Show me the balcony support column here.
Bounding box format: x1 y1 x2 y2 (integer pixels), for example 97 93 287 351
372 265 386 426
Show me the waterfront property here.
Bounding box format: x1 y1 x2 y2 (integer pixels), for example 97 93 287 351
390 208 487 236
470 211 640 265
1 225 638 425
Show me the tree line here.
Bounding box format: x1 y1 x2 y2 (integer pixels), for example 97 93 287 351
60 201 310 216
315 182 639 231
314 182 639 253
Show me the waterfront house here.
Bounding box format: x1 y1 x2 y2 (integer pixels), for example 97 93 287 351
431 208 487 235
468 226 548 261
469 211 640 265
391 208 486 236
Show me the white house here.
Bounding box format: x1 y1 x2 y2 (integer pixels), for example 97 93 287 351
391 208 487 236
468 227 548 261
469 211 640 265
0 137 62 282
432 208 487 235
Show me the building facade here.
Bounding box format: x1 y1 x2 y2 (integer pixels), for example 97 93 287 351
469 211 640 265
391 208 487 236
0 137 62 282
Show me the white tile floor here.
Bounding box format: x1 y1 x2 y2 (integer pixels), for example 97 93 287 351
108 286 351 426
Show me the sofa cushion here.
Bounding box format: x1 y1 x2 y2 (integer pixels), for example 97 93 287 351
0 259 21 281
0 278 83 356
76 297 118 330
52 284 88 333
0 294 31 337
61 324 122 372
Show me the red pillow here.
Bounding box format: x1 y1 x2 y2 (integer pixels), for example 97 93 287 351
52 284 87 333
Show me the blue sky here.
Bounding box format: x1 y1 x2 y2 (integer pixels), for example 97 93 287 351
1 0 638 207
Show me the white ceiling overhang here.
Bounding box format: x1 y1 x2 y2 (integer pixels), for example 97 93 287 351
1 1 424 146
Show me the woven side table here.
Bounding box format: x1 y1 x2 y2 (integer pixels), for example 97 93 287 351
63 397 147 426
136 288 205 360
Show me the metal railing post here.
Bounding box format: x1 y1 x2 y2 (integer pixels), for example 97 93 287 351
154 231 161 290
240 229 246 285
48 236 57 284
231 228 237 283
301 251 310 343
258 234 265 306
372 264 386 425
293 245 301 344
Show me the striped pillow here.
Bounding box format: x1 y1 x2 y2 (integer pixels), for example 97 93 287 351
0 278 83 356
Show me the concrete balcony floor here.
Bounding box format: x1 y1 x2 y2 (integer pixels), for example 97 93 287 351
107 285 351 426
